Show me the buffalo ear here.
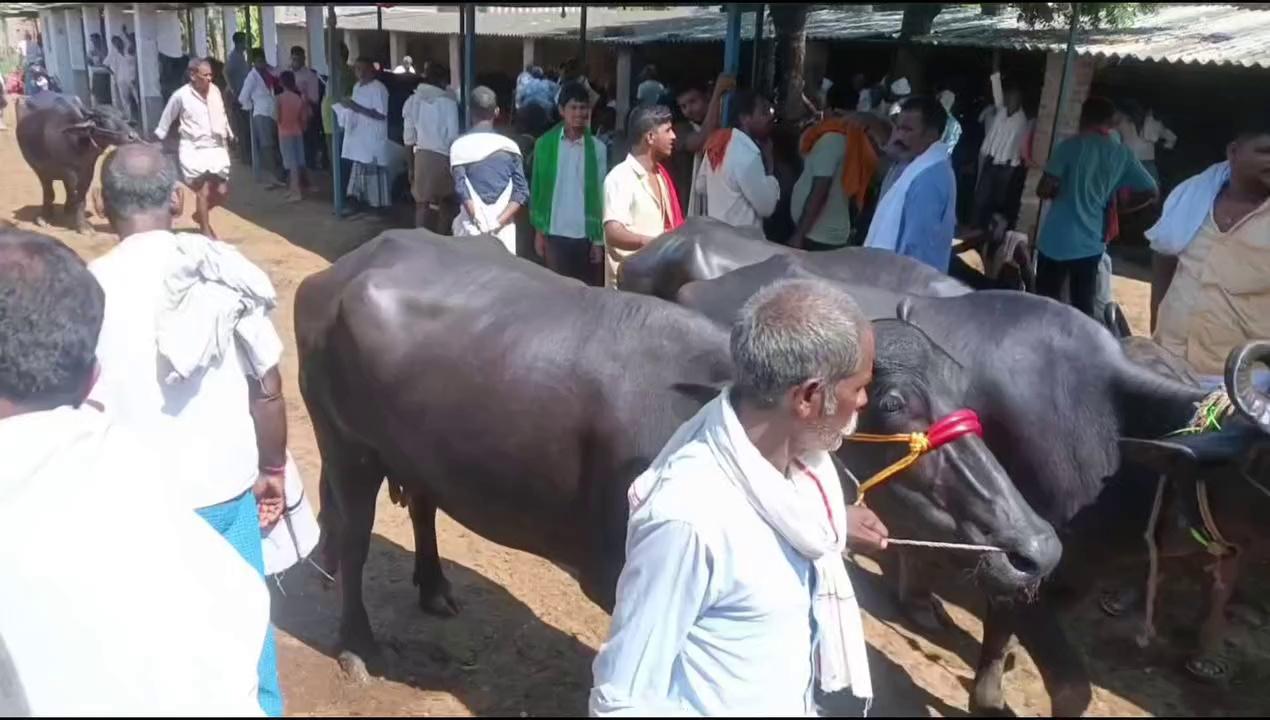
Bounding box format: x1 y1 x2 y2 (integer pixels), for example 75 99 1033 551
1118 438 1199 477
62 120 94 137
896 297 914 324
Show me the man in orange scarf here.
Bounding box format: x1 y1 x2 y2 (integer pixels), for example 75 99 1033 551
789 83 883 251
700 90 780 232
603 105 684 288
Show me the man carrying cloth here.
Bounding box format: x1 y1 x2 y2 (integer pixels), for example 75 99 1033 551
789 83 881 251
449 86 528 255
603 104 684 288
531 81 607 285
590 279 888 715
154 57 233 239
865 96 957 272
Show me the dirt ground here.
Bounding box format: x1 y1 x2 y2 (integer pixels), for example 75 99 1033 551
4 106 1269 717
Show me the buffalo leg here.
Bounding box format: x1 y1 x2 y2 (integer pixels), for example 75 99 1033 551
1012 600 1092 717
407 494 460 617
895 551 952 632
332 463 384 680
971 600 1015 714
66 171 89 234
36 175 55 227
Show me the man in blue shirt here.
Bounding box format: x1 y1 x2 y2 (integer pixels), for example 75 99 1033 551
1036 96 1158 316
864 95 958 272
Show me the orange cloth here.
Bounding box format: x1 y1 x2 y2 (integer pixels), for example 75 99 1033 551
799 117 879 209
704 128 733 171
276 91 308 138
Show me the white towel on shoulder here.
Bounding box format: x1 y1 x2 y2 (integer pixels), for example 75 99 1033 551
1145 161 1230 256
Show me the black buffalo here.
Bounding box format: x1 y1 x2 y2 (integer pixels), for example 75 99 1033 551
659 250 1270 715
295 230 1060 678
16 103 137 232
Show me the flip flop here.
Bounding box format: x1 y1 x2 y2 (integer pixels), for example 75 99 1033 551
1185 655 1231 683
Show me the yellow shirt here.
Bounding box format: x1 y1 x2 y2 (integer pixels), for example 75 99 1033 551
1154 198 1270 376
603 154 674 288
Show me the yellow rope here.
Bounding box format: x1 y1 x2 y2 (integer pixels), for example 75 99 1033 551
849 433 931 504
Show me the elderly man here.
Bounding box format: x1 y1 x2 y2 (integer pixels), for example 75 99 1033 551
154 57 233 238
87 144 287 716
865 95 957 272
335 57 391 216
590 278 888 715
0 228 269 715
1150 118 1270 386
404 62 460 232
449 86 528 254
603 104 683 288
700 90 780 232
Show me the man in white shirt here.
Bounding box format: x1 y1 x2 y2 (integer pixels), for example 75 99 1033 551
88 144 288 716
404 62 460 232
700 89 780 232
105 34 138 123
0 227 269 716
238 48 285 188
973 70 1029 233
393 55 416 75
154 58 233 239
590 278 888 715
1116 99 1176 185
603 104 683 288
335 57 391 216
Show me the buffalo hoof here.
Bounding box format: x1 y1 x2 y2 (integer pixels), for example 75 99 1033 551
1185 655 1231 684
337 650 372 684
901 594 953 633
1050 683 1093 718
420 580 461 618
1098 585 1141 618
76 225 92 236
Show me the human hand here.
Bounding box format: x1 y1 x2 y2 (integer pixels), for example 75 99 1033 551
253 470 286 531
534 231 547 259
714 73 737 96
845 505 889 553
590 243 604 264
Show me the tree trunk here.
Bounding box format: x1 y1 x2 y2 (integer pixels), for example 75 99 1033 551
770 3 810 122
899 3 943 38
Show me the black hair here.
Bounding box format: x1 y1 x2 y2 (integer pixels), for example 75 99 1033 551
426 62 450 87
557 81 590 109
1079 96 1117 129
728 89 769 127
898 95 948 137
250 47 266 63
675 82 708 100
825 81 855 111
1232 114 1270 142
0 229 104 408
629 104 674 141
232 31 246 46
280 70 297 92
290 45 305 58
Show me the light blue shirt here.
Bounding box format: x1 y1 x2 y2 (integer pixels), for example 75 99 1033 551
590 450 817 716
879 158 958 272
1038 132 1157 261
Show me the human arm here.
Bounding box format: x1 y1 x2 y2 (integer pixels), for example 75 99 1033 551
846 505 889 553
501 154 531 229
153 91 181 140
589 519 713 716
736 151 781 219
1157 119 1178 151
895 170 954 271
604 220 655 253
1150 252 1179 333
989 71 1005 111
236 308 287 530
1036 139 1069 199
679 73 736 155
237 70 256 112
402 96 417 148
603 167 655 252
790 133 845 248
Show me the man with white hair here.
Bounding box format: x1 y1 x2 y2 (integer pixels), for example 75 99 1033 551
590 278 889 716
154 58 233 239
450 86 528 254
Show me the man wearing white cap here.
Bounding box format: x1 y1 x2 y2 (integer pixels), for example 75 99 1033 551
877 77 911 120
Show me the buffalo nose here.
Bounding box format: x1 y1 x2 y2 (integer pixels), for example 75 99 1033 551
1005 529 1061 579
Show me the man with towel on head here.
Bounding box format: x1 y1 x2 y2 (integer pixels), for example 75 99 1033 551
86 144 289 716
0 228 268 715
864 95 958 271
789 83 881 251
590 278 888 716
449 86 529 255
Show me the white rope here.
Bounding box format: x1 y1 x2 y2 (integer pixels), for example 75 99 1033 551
885 538 1004 552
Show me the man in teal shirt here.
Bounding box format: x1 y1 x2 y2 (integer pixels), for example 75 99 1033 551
1036 96 1157 316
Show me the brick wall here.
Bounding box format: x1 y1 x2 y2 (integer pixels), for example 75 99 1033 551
1018 51 1100 238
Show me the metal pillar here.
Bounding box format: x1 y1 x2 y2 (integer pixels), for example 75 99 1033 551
260 5 277 67
462 4 475 129
328 5 344 217
578 5 588 64
721 3 743 126
307 5 328 76
751 4 766 94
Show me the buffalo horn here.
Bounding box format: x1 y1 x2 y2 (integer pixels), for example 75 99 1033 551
1224 340 1270 434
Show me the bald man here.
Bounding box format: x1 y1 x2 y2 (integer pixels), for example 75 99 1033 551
86 144 287 716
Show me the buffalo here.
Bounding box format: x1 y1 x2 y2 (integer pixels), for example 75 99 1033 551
295 230 1060 680
639 241 1270 715
15 103 137 232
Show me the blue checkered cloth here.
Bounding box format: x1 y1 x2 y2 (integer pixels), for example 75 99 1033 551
196 490 284 717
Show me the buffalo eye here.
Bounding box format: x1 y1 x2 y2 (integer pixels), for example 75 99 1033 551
876 390 905 413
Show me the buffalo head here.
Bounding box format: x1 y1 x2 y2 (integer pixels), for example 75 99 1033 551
64 106 140 148
843 317 1061 597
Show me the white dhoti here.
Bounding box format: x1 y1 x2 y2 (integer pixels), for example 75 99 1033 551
178 141 232 185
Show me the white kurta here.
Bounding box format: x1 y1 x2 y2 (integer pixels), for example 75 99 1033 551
339 79 390 166
154 84 233 183
0 406 268 716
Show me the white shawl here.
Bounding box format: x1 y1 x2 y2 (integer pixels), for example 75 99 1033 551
1145 161 1230 256
628 389 873 703
865 142 950 253
448 130 522 167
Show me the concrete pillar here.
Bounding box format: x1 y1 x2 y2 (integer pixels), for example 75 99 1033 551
104 4 126 108
616 47 632 131
133 3 162 138
389 31 405 69
346 30 361 65
37 10 57 81
448 34 461 92
221 6 238 60
192 8 208 58
260 5 278 67
63 9 90 105
155 10 182 57
522 37 535 70
306 5 328 75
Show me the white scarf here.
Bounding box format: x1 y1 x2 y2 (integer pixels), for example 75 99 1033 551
865 142 950 253
628 389 872 703
448 129 522 167
1145 161 1230 256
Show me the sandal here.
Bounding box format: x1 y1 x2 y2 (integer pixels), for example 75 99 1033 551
1185 655 1231 683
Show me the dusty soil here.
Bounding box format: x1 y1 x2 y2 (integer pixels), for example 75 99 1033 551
4 105 1268 717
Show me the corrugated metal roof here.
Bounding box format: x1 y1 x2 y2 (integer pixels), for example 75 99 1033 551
915 4 1270 69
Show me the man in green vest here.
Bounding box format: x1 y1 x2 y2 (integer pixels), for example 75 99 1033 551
531 81 607 286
